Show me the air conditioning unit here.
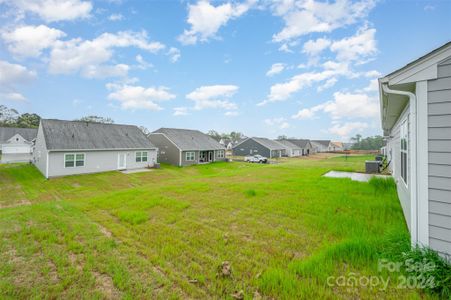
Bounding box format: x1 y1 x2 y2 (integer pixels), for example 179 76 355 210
365 161 380 174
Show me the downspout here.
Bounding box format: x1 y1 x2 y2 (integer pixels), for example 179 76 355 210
382 83 418 246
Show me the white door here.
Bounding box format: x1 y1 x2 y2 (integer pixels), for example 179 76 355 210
117 153 126 170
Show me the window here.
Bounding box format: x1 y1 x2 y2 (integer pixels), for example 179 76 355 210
186 151 195 161
217 150 224 158
65 153 85 168
400 119 408 185
136 151 148 162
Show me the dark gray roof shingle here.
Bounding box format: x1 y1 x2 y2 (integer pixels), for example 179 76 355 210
0 127 37 143
312 140 331 147
41 119 155 150
286 139 311 148
275 139 300 149
152 128 225 151
251 137 285 150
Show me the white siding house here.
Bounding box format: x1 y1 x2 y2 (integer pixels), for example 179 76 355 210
33 119 157 178
379 42 451 257
0 127 37 163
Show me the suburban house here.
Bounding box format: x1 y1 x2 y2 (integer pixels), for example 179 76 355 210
0 127 37 163
148 128 226 166
232 137 284 158
330 141 344 151
277 139 314 156
276 139 303 157
379 42 451 257
311 140 332 152
33 119 157 178
219 138 235 150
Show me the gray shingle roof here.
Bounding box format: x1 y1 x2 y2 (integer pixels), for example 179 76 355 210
286 139 311 148
276 139 301 149
152 128 225 151
41 119 155 150
251 137 285 150
0 127 37 143
312 140 331 147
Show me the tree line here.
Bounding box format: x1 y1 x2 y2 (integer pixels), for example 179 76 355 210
207 130 245 143
350 134 385 150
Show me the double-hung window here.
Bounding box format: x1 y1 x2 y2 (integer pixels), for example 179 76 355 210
136 151 148 162
186 151 195 161
217 150 224 158
65 153 85 168
400 120 408 185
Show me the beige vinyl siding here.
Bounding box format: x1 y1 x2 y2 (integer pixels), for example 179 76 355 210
427 58 451 256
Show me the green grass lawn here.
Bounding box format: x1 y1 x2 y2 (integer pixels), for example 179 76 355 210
0 155 433 299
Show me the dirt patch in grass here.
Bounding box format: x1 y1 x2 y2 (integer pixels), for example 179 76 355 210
93 271 121 299
97 223 113 238
0 199 31 209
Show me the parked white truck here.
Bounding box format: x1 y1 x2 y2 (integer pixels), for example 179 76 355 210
244 155 268 163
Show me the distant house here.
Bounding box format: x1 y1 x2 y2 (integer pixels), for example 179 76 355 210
379 42 451 257
343 142 355 150
277 139 313 156
33 119 157 178
232 137 284 158
311 140 332 152
0 127 37 163
149 128 226 166
330 141 344 151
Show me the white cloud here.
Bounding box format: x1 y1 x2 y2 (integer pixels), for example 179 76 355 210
322 91 379 119
302 37 331 56
167 47 181 63
317 77 337 92
0 60 36 102
358 78 379 93
108 13 123 21
81 64 129 79
266 63 285 76
106 83 175 111
225 111 239 117
259 61 351 105
186 85 238 110
173 107 189 116
0 60 36 85
49 31 165 77
272 0 376 42
330 26 377 62
0 92 27 102
4 0 92 22
178 0 255 45
292 91 379 121
135 55 153 70
2 25 66 58
265 117 290 129
328 121 368 137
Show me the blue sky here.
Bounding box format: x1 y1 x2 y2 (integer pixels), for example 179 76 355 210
0 0 450 141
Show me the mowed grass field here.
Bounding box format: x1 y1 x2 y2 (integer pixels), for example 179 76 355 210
0 155 431 299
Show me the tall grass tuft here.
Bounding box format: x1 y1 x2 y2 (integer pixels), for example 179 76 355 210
369 177 396 194
244 189 257 197
401 247 451 298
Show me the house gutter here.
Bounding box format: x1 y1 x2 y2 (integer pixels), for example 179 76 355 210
381 83 418 246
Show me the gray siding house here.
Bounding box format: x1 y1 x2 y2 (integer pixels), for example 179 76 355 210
311 140 332 152
148 128 226 166
33 119 157 178
276 139 313 156
0 127 37 163
233 137 284 158
379 42 451 257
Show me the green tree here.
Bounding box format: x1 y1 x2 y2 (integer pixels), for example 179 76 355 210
16 113 41 128
78 116 114 124
0 105 19 127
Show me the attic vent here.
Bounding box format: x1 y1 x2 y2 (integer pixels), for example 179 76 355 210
72 133 75 138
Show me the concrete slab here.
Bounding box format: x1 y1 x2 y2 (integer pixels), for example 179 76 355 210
323 170 391 182
121 168 152 174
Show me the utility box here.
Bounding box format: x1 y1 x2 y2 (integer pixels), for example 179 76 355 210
366 161 380 173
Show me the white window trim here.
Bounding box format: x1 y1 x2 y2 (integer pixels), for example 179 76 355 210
185 151 195 161
64 153 86 168
136 151 148 163
217 150 225 158
400 119 408 187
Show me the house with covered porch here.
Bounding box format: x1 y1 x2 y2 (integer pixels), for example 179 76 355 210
149 128 226 166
